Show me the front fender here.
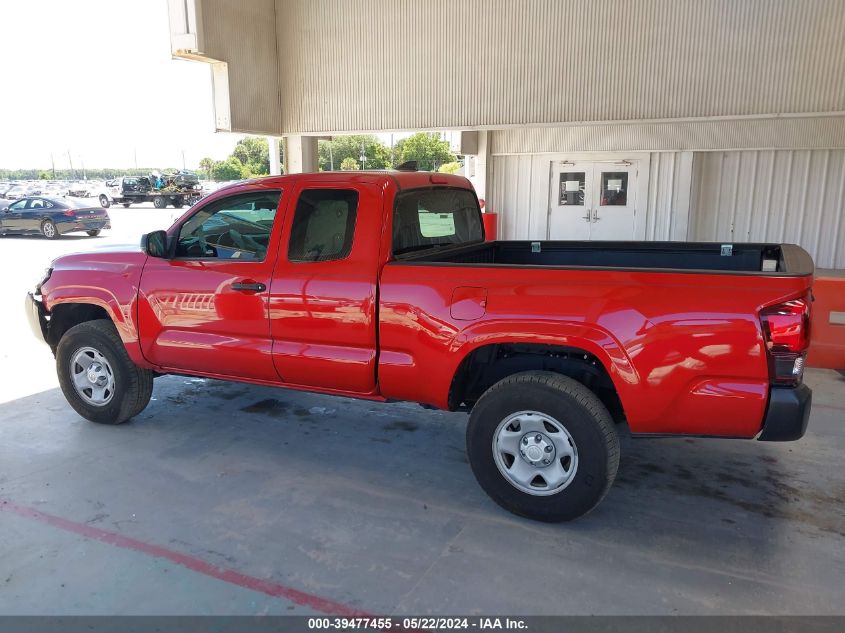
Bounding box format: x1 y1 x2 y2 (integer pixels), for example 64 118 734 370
39 251 149 368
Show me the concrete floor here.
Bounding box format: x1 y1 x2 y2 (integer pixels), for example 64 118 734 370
1 204 844 615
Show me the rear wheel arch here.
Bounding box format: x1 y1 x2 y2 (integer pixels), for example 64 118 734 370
448 342 627 423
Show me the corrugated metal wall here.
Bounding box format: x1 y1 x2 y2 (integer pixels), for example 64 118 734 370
273 0 845 134
491 116 845 154
490 152 690 241
173 0 282 134
646 153 693 241
691 150 845 269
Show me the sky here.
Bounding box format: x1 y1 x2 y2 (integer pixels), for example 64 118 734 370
0 0 244 170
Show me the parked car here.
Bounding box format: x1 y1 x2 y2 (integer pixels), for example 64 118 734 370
26 172 813 522
1 196 110 238
4 185 29 200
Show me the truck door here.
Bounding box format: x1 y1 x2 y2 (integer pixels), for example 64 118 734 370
269 180 382 394
138 188 284 381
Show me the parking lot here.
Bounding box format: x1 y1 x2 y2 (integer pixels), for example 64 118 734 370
1 205 844 615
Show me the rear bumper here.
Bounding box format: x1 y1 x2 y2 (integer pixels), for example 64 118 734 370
57 219 110 234
25 292 50 346
757 384 812 441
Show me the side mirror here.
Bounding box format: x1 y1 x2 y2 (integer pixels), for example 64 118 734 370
142 230 170 258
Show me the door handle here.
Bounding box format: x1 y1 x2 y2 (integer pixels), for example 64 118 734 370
231 281 266 292
592 209 600 222
583 210 591 222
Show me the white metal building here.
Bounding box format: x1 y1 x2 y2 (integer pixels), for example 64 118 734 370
167 0 845 269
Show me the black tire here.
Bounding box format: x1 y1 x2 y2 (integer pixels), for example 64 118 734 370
122 202 131 208
153 197 166 209
99 195 110 208
56 319 154 425
466 371 619 522
41 219 59 239
171 199 183 208
86 230 101 237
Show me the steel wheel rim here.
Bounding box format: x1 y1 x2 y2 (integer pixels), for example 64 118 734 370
43 222 55 237
70 347 115 407
492 410 578 496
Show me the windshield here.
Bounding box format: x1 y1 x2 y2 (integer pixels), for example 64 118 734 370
393 187 483 255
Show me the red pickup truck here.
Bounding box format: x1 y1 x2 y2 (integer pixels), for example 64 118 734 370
27 171 814 521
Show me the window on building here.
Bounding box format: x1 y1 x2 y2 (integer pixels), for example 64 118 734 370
600 172 628 206
559 172 586 206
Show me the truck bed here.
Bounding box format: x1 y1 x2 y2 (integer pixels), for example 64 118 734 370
398 240 814 276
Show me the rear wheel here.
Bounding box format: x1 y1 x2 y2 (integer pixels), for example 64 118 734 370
41 219 59 239
171 198 183 208
86 229 101 237
122 202 131 208
153 197 166 209
56 320 153 425
466 371 619 522
99 195 110 208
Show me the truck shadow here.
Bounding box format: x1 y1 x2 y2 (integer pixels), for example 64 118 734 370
3 377 843 558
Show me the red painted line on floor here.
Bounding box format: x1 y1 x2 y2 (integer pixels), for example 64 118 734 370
0 498 371 617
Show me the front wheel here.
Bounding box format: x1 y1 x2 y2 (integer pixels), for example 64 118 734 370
41 219 59 239
99 195 110 208
153 197 167 209
466 371 619 522
56 319 154 425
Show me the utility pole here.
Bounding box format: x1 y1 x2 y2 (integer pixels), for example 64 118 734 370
67 150 75 180
50 153 56 179
80 155 86 181
182 149 186 170
329 143 334 171
134 148 138 170
360 143 366 170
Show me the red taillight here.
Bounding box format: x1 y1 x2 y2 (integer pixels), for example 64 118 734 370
760 293 812 385
63 210 76 217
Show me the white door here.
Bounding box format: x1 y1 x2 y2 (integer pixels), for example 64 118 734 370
549 162 637 240
589 164 636 240
548 163 591 240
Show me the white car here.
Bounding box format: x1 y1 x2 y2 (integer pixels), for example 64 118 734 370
4 185 28 200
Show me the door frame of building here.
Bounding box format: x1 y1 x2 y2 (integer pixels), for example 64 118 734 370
546 152 651 240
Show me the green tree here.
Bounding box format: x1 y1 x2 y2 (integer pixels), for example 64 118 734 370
210 157 247 181
232 137 270 176
319 135 391 171
340 157 360 171
395 133 456 171
438 161 462 174
199 157 215 179
38 171 50 180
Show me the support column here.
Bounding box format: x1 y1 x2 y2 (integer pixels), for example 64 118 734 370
268 136 282 175
283 135 319 174
459 130 491 202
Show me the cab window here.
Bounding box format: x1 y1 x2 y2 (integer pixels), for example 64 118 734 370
288 189 358 262
393 188 483 255
175 190 282 261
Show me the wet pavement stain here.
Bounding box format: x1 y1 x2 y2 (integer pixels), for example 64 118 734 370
615 451 845 537
240 399 290 417
382 420 419 432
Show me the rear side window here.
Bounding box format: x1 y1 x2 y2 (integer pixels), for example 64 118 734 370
393 188 483 255
288 189 358 262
